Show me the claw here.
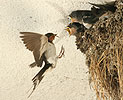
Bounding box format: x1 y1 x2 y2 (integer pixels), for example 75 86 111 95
58 45 65 58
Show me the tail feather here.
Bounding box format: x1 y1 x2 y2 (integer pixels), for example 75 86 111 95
27 76 44 98
89 1 116 12
89 1 115 8
28 63 52 98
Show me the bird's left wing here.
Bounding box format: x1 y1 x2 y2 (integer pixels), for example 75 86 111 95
20 32 48 66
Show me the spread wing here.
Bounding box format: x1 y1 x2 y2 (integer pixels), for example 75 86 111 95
20 32 48 66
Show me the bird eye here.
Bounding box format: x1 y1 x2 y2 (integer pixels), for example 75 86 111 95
67 17 71 22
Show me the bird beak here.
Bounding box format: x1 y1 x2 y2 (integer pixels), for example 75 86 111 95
65 27 71 36
54 34 59 38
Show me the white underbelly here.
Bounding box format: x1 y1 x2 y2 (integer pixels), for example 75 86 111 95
45 42 57 66
83 22 92 29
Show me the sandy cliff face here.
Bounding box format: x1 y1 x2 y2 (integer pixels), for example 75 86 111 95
0 0 115 100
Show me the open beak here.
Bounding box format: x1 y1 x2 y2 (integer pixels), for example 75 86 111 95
65 27 71 36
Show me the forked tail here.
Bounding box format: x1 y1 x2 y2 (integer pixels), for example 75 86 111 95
27 63 52 98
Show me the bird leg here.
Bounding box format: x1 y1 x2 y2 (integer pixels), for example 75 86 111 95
57 45 65 58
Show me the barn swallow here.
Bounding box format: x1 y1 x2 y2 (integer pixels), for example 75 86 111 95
69 10 99 29
20 32 64 97
69 10 92 23
66 22 87 36
69 1 116 28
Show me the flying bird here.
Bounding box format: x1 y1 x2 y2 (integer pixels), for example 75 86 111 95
20 32 64 97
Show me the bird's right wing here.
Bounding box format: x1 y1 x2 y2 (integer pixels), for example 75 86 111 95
20 32 48 66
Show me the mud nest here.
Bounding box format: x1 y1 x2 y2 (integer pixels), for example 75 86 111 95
75 0 123 100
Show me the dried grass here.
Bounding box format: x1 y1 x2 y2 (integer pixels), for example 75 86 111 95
75 0 123 99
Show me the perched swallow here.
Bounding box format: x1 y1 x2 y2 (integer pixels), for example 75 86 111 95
20 32 64 97
69 10 92 23
69 1 116 28
66 22 87 36
69 10 99 29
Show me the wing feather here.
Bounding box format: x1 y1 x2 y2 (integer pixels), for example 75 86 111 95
20 32 48 66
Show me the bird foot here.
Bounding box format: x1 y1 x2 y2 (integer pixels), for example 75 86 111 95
57 45 65 59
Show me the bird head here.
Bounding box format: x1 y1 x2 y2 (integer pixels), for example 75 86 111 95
45 33 57 43
69 10 89 24
66 22 82 36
